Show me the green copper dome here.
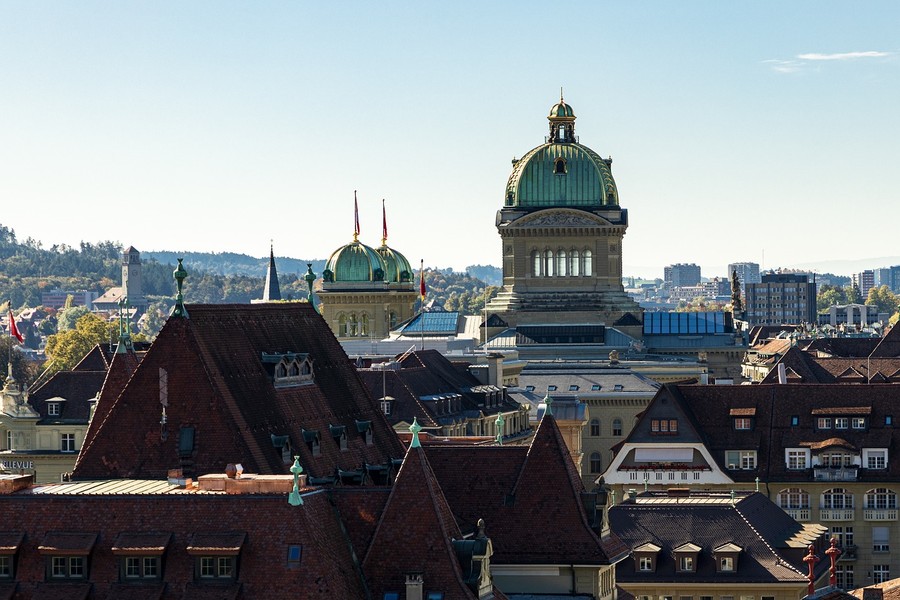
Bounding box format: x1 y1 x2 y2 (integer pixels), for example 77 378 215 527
376 245 413 283
505 99 619 209
324 241 386 283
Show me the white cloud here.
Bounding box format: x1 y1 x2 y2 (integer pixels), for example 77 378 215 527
797 51 892 61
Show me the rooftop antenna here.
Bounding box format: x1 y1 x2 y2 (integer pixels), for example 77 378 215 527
353 190 360 242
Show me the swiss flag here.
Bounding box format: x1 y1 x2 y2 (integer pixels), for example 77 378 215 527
8 309 24 344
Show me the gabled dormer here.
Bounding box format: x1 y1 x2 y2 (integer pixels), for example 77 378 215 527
632 542 661 573
712 542 741 573
672 542 701 573
261 352 314 388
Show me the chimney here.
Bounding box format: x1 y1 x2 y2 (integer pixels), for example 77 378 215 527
777 363 787 384
405 573 424 600
486 353 503 388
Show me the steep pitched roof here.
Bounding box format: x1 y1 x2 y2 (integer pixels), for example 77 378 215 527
363 446 480 600
74 303 404 480
871 324 900 358
427 416 626 566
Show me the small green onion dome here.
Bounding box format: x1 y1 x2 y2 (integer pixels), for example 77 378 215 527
548 99 575 118
376 244 413 283
324 241 386 283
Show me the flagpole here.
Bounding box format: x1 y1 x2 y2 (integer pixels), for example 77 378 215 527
419 260 425 352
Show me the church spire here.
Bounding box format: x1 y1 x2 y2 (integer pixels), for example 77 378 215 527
262 242 282 302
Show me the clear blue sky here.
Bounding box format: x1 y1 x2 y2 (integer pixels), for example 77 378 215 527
1 2 898 279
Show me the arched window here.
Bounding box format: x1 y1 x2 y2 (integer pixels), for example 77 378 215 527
590 419 600 437
612 418 623 437
360 314 370 337
389 312 398 329
583 249 593 276
349 314 359 337
276 363 287 378
557 249 567 276
865 488 898 510
288 361 300 377
532 250 542 276
590 452 602 473
569 250 580 276
777 488 810 509
822 488 854 509
338 314 348 337
554 157 567 174
558 125 566 141
544 250 555 277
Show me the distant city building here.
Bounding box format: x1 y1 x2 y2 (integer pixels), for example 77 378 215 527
853 269 875 299
874 267 892 289
254 243 281 302
745 272 817 326
727 262 760 289
663 263 701 287
819 303 882 328
40 289 99 310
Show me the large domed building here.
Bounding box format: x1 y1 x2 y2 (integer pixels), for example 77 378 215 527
485 97 643 338
317 201 417 340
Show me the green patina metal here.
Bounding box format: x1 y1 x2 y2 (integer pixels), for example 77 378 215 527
376 245 413 283
505 99 619 209
288 456 304 506
304 263 318 310
543 392 553 416
171 258 188 318
324 241 387 283
495 413 505 446
409 417 422 449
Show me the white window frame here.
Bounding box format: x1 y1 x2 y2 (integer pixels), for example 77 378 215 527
864 448 888 470
47 403 60 416
817 417 832 429
834 417 849 429
852 417 866 429
785 448 810 470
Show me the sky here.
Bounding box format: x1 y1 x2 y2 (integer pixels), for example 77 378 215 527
1 2 898 280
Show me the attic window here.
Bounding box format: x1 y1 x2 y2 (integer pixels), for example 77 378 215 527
179 427 195 458
554 157 567 174
548 385 557 392
302 429 321 456
329 425 348 451
47 403 61 417
569 385 579 391
271 434 292 464
286 545 302 569
525 386 535 392
356 420 374 446
261 352 314 387
591 384 601 391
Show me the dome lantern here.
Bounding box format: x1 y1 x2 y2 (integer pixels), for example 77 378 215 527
548 90 576 143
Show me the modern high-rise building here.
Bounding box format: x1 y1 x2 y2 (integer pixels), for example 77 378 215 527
727 262 761 289
663 263 701 287
853 270 875 300
744 272 817 326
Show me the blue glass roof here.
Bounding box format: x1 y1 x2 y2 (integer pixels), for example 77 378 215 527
643 312 732 335
401 312 460 335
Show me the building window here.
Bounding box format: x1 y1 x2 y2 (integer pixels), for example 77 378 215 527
286 545 302 569
778 488 810 509
380 400 391 416
786 449 809 470
568 384 578 391
547 385 557 392
874 564 890 584
554 157 567 174
51 556 85 579
583 249 593 276
590 419 600 437
124 556 159 579
199 556 234 580
0 556 11 578
834 417 849 429
726 451 756 470
865 449 888 469
872 526 890 552
822 488 854 510
719 557 734 572
638 556 653 571
48 403 60 416
835 565 854 589
852 417 867 429
791 415 799 426
679 556 694 571
613 418 623 436
669 419 678 433
544 250 555 277
4 430 10 450
865 488 897 510
590 452 602 473
532 250 541 276
569 250 580 276
830 526 853 549
557 250 567 276
887 416 893 426
817 417 832 429
734 418 751 430
60 433 76 453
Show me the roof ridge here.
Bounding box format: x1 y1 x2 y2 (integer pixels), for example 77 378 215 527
733 497 806 577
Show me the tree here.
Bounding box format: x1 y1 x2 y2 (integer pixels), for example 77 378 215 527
44 313 115 373
846 284 862 305
0 337 36 384
817 285 847 311
57 305 90 332
866 285 900 316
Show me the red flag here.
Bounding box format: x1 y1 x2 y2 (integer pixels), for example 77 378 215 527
353 190 360 240
8 309 23 344
419 260 426 300
382 199 387 243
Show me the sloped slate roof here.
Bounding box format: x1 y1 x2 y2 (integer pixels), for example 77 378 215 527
74 303 404 480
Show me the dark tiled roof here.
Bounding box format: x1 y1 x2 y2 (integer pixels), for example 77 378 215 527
0 532 24 552
30 583 91 600
74 304 404 480
610 492 824 584
871 324 900 357
101 583 165 600
363 446 480 600
28 371 106 422
427 416 623 566
110 532 171 554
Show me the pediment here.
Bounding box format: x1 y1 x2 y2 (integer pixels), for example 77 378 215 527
510 209 612 229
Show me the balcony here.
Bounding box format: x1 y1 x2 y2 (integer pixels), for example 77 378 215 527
813 467 858 481
864 508 898 521
783 508 811 521
818 508 856 521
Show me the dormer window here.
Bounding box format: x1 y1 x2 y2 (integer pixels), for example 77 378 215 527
673 542 701 573
329 425 348 451
853 417 867 429
713 543 741 573
554 157 567 174
112 533 171 583
302 429 321 457
271 434 292 464
632 542 661 573
262 352 315 387
356 420 374 446
818 417 832 430
48 403 60 417
734 418 752 430
187 533 245 583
